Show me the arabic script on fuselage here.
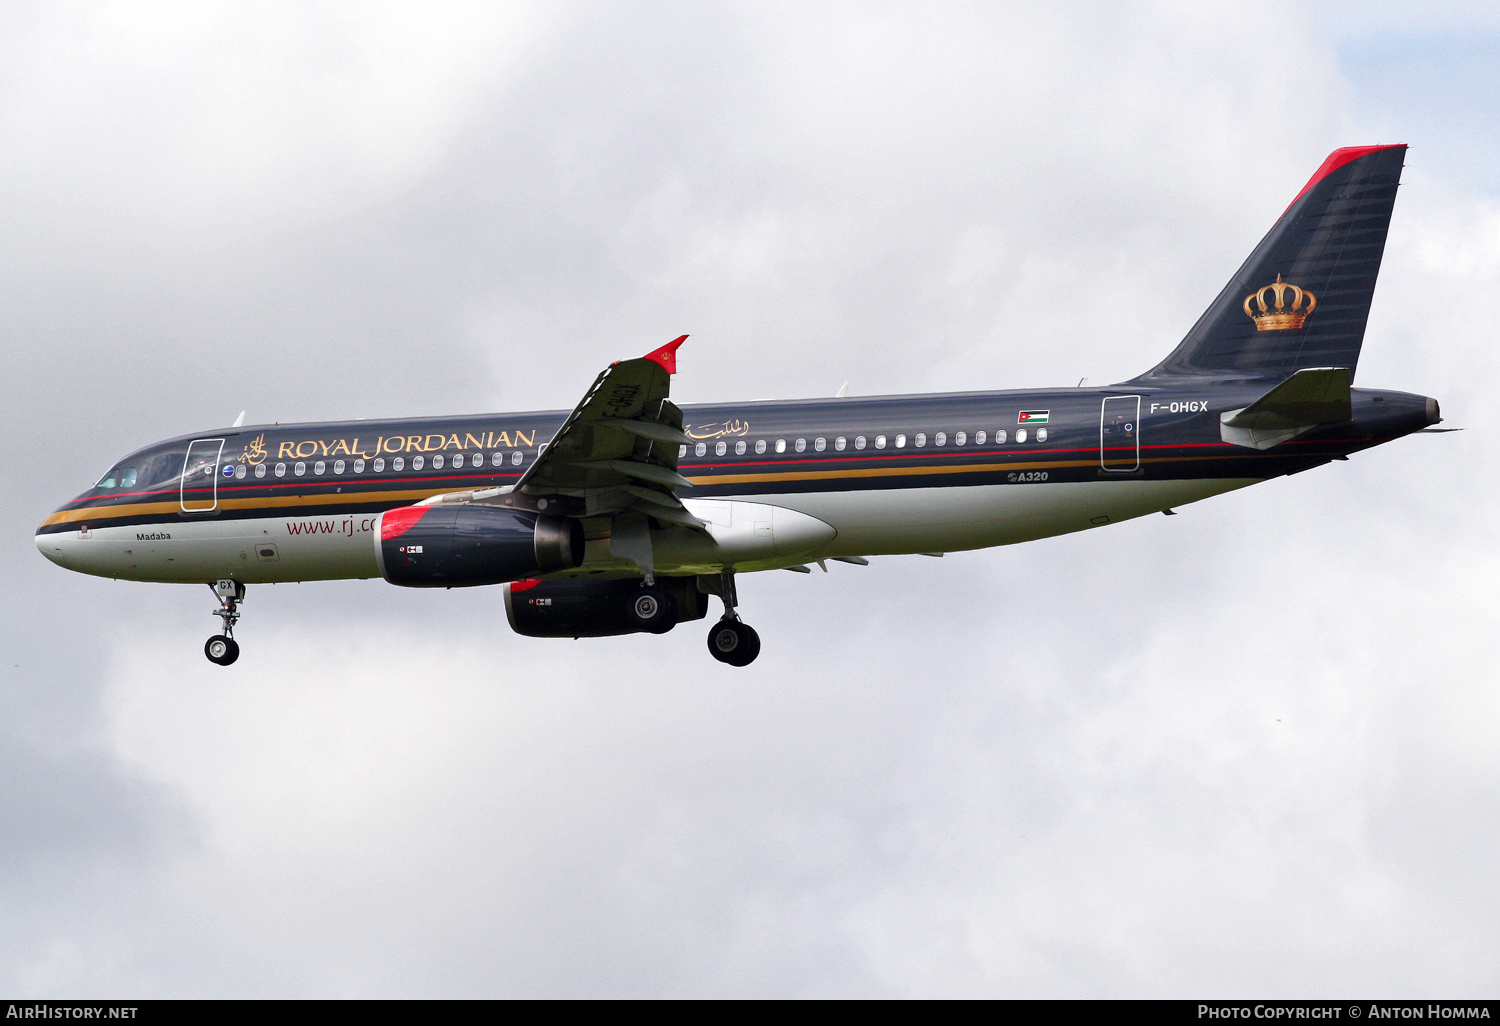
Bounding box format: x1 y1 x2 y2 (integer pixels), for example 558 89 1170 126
683 419 750 441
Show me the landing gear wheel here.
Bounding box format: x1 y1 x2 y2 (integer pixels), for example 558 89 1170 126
707 619 760 666
204 635 240 666
626 586 679 634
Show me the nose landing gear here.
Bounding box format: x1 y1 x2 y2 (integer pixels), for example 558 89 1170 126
703 569 761 666
205 579 244 666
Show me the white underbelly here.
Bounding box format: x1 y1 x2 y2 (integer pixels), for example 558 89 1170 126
40 513 382 583
749 478 1261 556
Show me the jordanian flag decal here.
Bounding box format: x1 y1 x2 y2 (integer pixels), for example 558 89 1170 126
1017 410 1049 424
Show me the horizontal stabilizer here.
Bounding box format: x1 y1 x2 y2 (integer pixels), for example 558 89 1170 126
1220 367 1350 449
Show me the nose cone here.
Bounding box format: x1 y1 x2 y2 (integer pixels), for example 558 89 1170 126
36 526 71 568
1426 396 1442 425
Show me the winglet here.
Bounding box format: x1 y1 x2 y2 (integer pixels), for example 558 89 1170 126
643 335 688 374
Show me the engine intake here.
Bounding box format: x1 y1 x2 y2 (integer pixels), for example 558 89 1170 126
375 505 584 587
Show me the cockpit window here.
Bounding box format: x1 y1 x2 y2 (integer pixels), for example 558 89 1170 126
96 467 138 489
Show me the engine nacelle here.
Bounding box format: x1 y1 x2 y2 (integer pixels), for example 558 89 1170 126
504 577 709 637
375 505 584 587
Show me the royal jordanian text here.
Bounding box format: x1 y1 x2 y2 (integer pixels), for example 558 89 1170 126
262 429 537 464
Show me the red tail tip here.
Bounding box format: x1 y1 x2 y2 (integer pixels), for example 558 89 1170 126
643 335 688 374
1283 143 1406 216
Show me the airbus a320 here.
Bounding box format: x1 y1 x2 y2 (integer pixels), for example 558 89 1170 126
37 145 1441 667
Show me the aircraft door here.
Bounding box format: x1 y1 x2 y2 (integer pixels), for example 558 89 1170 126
181 438 225 512
1099 396 1140 472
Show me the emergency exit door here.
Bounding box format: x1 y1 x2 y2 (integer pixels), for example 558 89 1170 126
1099 396 1140 472
180 438 225 512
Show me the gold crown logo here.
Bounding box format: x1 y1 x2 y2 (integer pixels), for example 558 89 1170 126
1243 274 1316 331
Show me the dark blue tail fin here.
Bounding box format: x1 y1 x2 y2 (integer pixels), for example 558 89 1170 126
1132 144 1406 384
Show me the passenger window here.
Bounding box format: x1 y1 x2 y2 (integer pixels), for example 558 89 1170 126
895 434 906 448
492 452 503 466
776 439 786 453
955 431 966 446
275 463 286 477
295 462 306 476
995 429 1007 444
914 433 925 447
413 455 425 470
795 438 806 452
235 465 246 479
835 437 846 451
679 445 688 458
875 435 886 449
815 438 826 452
715 441 727 456
855 436 867 450
1036 428 1049 443
333 460 345 474
373 458 385 473
935 432 946 446
433 455 445 470
975 431 987 445
255 464 267 478
735 440 747 455
511 451 522 465
693 443 704 457
393 457 405 471
1016 429 1027 443
755 439 767 454
314 461 325 475
354 459 365 473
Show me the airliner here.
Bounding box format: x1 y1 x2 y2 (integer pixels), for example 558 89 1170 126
36 144 1441 667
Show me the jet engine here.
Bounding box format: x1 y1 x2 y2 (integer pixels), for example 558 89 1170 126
504 577 709 638
375 505 585 587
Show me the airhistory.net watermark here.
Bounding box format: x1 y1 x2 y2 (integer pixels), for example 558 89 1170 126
5 1007 138 1019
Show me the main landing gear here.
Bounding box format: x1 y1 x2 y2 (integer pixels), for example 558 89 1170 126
704 569 760 667
205 579 244 666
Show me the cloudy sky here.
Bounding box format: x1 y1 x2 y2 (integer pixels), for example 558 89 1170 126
2 0 1497 998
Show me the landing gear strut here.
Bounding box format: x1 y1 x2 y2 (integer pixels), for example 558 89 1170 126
704 569 760 666
205 579 244 666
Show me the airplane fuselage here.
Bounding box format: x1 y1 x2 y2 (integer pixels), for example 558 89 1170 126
36 383 1436 587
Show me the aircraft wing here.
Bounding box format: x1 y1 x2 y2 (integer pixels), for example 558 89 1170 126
510 335 705 529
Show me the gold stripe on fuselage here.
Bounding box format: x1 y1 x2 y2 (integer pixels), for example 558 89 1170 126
43 450 1267 529
39 487 453 528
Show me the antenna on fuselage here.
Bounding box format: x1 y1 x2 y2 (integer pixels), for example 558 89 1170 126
835 382 850 398
231 411 247 428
